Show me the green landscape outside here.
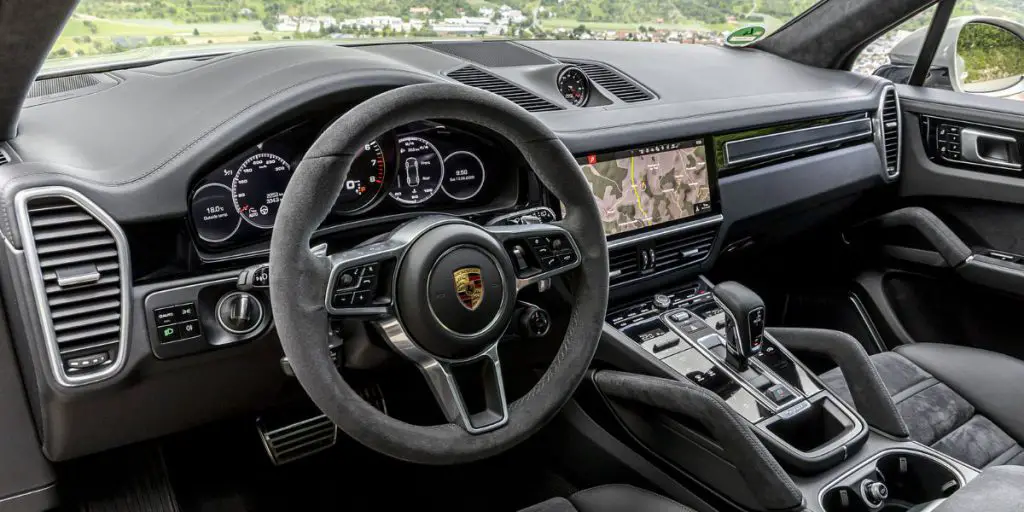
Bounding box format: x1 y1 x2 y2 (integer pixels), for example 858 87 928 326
45 0 1024 74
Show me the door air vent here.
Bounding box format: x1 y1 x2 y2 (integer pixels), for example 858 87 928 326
565 61 654 103
879 86 901 179
609 227 717 286
447 66 562 112
16 188 130 386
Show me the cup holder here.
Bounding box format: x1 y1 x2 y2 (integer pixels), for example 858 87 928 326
821 451 962 511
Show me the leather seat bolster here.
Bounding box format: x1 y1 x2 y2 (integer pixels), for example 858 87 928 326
895 343 1024 443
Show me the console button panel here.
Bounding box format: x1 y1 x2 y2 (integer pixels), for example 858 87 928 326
152 302 203 344
145 274 272 359
331 262 381 308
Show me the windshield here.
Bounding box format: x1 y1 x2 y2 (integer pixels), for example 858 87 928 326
44 0 818 72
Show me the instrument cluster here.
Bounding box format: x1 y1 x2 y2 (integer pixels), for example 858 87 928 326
189 120 514 249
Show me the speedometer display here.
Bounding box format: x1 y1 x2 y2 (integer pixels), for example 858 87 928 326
389 136 445 204
334 141 387 214
231 153 291 229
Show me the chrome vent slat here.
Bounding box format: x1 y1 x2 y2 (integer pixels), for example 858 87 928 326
19 190 129 386
45 274 119 294
58 339 120 356
568 61 654 103
49 299 121 320
33 223 109 241
43 261 119 281
55 323 121 345
30 210 93 228
52 311 120 333
880 86 901 179
38 248 118 269
46 285 120 306
35 234 116 255
447 66 562 112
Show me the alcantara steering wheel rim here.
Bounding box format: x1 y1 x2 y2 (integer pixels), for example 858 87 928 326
269 83 608 465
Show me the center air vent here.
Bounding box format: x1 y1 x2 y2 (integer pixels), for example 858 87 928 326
564 60 654 103
609 228 717 286
880 86 901 179
447 66 562 112
17 189 129 386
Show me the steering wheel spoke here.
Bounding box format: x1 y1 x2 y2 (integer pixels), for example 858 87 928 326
485 222 582 290
375 317 509 434
324 239 406 317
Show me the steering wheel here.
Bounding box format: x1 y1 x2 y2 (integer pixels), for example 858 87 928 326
269 83 608 465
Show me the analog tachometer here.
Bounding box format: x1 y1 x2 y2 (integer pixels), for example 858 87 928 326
334 141 387 214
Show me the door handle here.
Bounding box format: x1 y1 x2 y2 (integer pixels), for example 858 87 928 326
961 128 1022 170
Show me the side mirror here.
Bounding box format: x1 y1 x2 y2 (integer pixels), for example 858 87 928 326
883 16 1024 99
956 21 1024 96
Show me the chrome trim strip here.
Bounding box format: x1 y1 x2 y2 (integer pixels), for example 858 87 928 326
607 214 723 250
724 117 873 167
14 186 132 388
817 448 967 511
876 84 902 180
0 483 56 506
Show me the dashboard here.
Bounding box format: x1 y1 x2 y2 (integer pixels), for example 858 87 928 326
189 119 518 249
0 39 900 475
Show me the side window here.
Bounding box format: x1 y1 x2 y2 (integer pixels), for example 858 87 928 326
852 4 1024 102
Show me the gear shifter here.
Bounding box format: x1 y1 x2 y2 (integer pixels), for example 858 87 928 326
713 281 766 371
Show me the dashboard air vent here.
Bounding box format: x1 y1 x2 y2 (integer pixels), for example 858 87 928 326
880 86 901 179
609 226 717 286
568 61 653 103
17 189 129 386
447 66 562 112
0 149 9 166
653 230 716 271
609 245 641 284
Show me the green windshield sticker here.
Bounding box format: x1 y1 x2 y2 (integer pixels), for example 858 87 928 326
725 25 766 46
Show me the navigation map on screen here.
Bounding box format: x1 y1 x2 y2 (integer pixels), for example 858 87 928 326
577 139 713 236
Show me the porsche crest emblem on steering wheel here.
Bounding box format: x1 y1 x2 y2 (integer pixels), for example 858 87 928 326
453 267 484 311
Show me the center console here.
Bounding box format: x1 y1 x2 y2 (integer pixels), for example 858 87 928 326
596 276 980 512
606 278 866 474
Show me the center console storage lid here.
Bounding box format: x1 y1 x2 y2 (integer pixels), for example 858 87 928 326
934 466 1024 511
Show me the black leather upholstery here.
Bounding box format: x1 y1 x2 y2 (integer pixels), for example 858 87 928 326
895 343 1024 445
518 485 697 512
820 343 1024 468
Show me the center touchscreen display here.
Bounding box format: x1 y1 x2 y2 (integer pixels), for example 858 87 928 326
576 139 714 236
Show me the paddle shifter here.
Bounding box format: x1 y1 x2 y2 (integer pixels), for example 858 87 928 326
712 281 766 371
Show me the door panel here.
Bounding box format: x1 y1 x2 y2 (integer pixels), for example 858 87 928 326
854 84 1024 360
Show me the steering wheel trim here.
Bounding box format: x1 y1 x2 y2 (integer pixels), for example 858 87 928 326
269 83 609 465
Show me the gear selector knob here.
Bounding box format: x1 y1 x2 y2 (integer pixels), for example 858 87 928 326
712 281 765 371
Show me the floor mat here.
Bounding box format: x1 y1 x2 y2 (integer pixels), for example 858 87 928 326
163 421 571 512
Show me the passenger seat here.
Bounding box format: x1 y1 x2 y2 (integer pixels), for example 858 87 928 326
820 343 1024 468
